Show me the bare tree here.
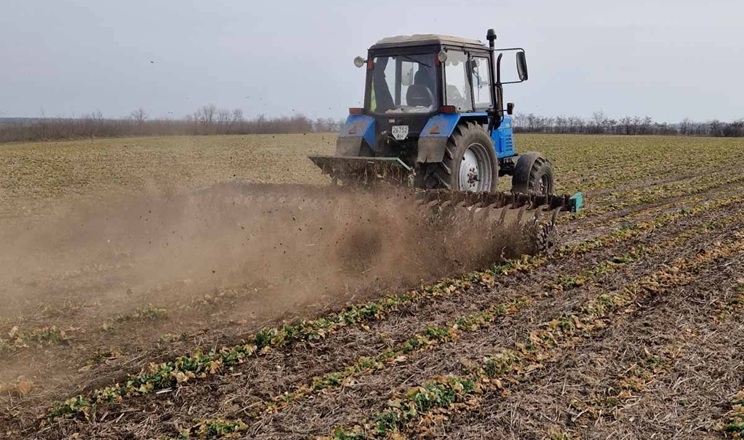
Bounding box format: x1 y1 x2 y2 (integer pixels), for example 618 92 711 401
196 104 216 125
592 110 607 134
232 108 244 123
216 109 232 133
129 108 149 124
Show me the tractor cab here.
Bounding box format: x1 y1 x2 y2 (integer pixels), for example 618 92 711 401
355 35 514 173
364 35 493 117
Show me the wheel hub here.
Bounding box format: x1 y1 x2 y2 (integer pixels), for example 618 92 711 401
458 143 492 192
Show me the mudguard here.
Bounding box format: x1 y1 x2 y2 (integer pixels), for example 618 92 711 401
416 114 461 163
335 114 376 156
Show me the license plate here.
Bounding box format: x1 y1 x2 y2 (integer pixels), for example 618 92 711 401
391 125 409 140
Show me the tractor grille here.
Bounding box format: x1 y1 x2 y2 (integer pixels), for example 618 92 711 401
503 134 514 152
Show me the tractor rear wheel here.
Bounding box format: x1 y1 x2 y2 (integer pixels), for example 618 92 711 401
427 122 498 192
511 152 554 195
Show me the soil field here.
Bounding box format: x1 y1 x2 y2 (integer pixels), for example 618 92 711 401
1 133 744 439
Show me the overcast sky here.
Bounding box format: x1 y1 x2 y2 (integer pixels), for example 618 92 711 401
1 0 742 122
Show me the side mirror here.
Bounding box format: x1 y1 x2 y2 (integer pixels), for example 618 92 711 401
516 51 528 81
354 56 366 68
507 102 515 115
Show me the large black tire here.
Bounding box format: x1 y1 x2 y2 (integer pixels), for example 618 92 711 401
426 122 499 192
511 152 555 195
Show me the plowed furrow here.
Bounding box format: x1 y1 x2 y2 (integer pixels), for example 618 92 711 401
585 291 744 438
585 164 727 197
34 191 744 439
32 169 744 434
264 213 744 439
429 252 744 439
557 149 744 193
225 211 744 436
321 225 744 439
585 164 743 202
562 175 744 243
567 171 744 226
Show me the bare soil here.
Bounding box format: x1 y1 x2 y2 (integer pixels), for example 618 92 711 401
1 133 744 439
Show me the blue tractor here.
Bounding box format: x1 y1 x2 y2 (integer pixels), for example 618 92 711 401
310 29 579 209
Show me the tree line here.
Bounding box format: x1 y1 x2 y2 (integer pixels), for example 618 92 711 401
512 111 744 137
2 106 744 143
0 105 342 143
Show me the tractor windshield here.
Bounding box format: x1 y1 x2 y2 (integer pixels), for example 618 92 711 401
367 53 438 114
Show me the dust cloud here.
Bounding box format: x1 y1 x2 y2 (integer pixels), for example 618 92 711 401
0 182 533 326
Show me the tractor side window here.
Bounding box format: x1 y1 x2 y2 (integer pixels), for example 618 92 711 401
444 51 473 112
369 57 396 113
471 57 492 109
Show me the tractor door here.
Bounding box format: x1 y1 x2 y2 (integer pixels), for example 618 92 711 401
469 55 514 159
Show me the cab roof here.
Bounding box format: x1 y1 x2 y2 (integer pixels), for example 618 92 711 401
370 34 487 50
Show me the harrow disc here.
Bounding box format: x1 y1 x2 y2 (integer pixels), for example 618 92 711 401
415 188 577 253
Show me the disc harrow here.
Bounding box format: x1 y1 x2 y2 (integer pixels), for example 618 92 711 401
415 189 579 253
191 182 580 254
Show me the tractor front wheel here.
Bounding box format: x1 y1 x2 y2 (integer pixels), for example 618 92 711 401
512 152 558 254
428 122 498 192
511 152 554 195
